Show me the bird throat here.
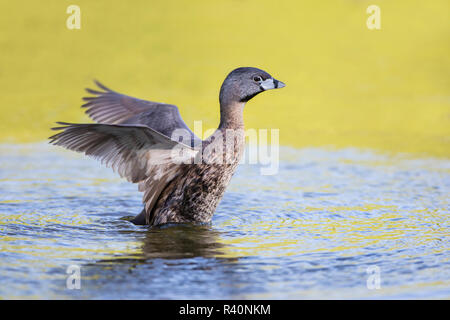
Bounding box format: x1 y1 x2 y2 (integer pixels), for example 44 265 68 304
219 101 245 130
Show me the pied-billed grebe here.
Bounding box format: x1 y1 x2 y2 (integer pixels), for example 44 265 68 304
49 67 285 226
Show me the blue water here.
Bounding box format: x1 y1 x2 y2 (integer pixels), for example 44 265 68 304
0 143 449 299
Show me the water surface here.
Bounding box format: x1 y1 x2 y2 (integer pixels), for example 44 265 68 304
0 143 448 299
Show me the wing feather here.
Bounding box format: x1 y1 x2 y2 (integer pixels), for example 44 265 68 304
81 81 201 147
49 122 197 218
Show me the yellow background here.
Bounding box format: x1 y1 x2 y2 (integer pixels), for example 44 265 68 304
0 0 449 157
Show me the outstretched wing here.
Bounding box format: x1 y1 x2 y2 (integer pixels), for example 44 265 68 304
82 81 201 147
49 122 197 220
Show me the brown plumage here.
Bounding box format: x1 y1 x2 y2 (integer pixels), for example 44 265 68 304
49 67 285 226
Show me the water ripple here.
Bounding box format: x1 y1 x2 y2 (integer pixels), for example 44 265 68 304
0 143 449 299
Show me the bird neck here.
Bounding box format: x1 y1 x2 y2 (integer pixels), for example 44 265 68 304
219 101 245 130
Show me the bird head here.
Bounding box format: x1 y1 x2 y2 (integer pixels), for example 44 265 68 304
219 67 286 106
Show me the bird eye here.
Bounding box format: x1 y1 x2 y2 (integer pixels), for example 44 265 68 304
253 76 262 82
